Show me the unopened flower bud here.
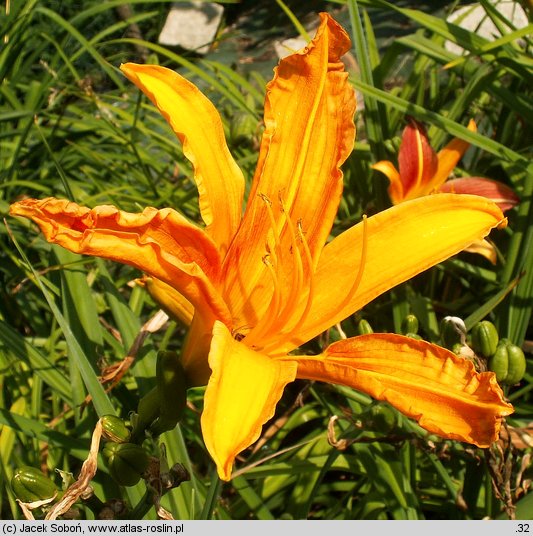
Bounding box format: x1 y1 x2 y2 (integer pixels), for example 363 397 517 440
139 276 193 327
383 137 401 154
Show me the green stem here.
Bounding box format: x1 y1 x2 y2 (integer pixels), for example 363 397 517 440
122 489 155 520
199 469 222 520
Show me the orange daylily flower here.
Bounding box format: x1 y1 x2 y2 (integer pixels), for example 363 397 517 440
10 14 513 481
372 117 520 208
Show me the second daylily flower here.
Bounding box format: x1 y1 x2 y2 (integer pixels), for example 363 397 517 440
10 14 513 481
373 117 519 209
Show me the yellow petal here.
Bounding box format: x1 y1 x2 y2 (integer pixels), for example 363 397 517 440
371 160 403 204
139 276 194 326
222 12 356 327
201 322 297 480
290 333 513 446
10 198 231 324
280 194 506 352
120 63 245 254
428 119 477 193
464 239 498 265
181 310 218 387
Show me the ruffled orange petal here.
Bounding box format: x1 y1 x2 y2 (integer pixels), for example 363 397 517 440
397 118 438 201
427 119 477 193
439 177 520 212
9 198 231 324
201 322 298 480
288 333 513 446
277 194 506 352
120 63 245 254
221 13 356 327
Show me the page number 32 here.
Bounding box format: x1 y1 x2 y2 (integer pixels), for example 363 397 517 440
517 524 530 533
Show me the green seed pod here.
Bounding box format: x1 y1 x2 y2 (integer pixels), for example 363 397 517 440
471 321 499 358
101 415 131 443
401 314 419 335
102 443 149 487
440 316 467 349
489 341 526 385
11 466 57 503
505 344 526 385
356 319 374 335
488 344 509 382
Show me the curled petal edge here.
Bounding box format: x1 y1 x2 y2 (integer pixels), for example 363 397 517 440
284 333 513 447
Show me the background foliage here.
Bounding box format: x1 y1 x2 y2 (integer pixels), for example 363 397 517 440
1 0 532 520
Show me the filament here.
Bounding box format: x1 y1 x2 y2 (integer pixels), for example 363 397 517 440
262 219 315 352
265 199 304 334
259 193 282 268
242 194 284 347
244 255 282 347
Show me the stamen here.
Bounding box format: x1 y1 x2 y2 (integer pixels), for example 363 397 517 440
244 255 282 347
243 194 307 350
261 219 316 352
269 215 367 351
243 193 355 353
259 193 282 268
242 194 285 347
287 220 315 329
264 199 304 334
267 216 368 355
